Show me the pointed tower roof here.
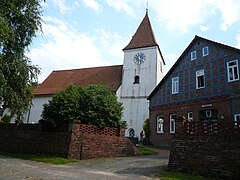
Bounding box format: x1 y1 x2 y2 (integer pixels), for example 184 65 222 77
123 12 158 50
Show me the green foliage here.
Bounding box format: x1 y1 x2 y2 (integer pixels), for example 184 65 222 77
0 0 43 121
143 118 150 138
42 84 124 128
2 114 11 123
137 146 159 155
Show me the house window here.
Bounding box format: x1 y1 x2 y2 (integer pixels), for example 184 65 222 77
133 75 140 84
206 110 212 118
172 77 179 94
234 114 240 127
202 46 209 56
188 112 193 121
199 109 218 121
196 69 205 89
157 116 164 134
191 51 197 60
170 114 176 133
227 60 239 82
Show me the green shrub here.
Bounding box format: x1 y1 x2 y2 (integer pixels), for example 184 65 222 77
2 114 11 123
42 84 123 128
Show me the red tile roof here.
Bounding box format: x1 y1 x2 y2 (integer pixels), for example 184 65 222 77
34 65 123 95
123 12 158 50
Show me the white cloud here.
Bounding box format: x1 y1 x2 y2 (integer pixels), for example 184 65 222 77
236 31 240 49
151 0 207 33
148 0 240 32
82 0 102 12
52 0 71 14
211 0 240 31
164 53 178 74
106 0 134 16
95 29 127 61
28 17 111 82
200 25 209 31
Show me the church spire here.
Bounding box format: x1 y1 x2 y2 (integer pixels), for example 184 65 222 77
123 11 158 51
146 0 148 14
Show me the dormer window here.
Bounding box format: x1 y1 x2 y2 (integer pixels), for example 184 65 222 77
202 46 209 56
134 75 140 84
191 51 197 60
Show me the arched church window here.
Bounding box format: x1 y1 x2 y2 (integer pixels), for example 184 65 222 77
133 75 140 84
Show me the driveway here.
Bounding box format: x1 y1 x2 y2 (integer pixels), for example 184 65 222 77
0 153 169 180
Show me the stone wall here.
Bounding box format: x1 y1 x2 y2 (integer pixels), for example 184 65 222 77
0 122 139 159
168 120 240 179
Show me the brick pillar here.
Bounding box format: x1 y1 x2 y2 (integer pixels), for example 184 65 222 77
175 115 185 135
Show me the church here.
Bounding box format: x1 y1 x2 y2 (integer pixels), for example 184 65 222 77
24 11 165 138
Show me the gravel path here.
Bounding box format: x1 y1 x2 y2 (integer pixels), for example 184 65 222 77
0 154 169 180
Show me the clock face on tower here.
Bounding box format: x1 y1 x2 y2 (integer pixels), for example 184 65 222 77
133 52 146 64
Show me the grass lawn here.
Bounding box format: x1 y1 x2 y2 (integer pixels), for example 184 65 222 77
0 151 77 164
137 146 159 155
157 172 210 180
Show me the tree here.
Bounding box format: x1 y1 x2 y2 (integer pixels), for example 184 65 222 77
143 118 150 139
0 0 43 121
42 84 124 128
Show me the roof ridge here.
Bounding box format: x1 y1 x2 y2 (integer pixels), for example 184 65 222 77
52 64 123 73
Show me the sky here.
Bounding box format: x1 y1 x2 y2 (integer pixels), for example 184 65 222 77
28 0 240 83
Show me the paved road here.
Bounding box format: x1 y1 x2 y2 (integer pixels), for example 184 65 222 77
0 154 169 180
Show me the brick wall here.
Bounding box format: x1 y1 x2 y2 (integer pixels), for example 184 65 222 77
68 121 139 159
0 124 71 157
168 119 240 179
149 95 233 146
0 122 138 159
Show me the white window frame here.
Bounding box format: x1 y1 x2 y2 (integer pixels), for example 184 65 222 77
196 69 205 89
206 110 212 118
227 60 239 82
234 114 240 127
188 112 193 121
172 77 179 94
170 114 176 134
157 116 164 134
191 51 197 60
202 46 209 56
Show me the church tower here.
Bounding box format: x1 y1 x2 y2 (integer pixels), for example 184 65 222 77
120 11 165 138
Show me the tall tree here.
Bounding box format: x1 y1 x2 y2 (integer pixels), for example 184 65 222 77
0 0 43 122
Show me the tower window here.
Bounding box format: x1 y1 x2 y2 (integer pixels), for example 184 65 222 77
134 75 140 84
